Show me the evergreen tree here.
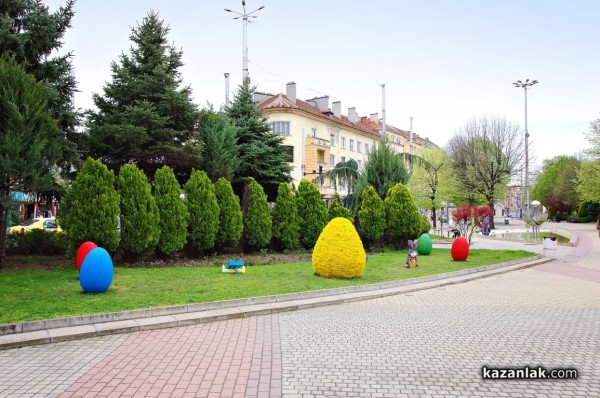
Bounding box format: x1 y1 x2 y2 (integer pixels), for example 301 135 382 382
225 79 292 199
0 0 80 181
199 108 240 182
214 178 243 250
58 158 120 252
358 186 386 245
0 57 66 267
328 192 350 220
87 11 202 183
154 165 188 255
243 178 272 250
272 183 300 251
184 169 219 251
384 183 423 247
117 164 160 255
296 179 328 249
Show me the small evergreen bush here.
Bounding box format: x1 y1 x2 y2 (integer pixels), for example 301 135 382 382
214 178 243 250
117 164 160 255
184 169 220 251
271 183 300 250
358 186 386 245
384 183 423 247
154 166 189 255
6 230 69 256
58 157 120 252
296 179 328 249
243 178 272 250
328 192 350 220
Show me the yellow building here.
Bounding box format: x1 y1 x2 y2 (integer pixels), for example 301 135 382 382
256 82 438 199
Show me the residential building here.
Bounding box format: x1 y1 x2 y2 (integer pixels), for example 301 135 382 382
256 82 438 199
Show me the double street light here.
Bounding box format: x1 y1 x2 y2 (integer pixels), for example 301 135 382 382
225 1 265 81
513 78 538 217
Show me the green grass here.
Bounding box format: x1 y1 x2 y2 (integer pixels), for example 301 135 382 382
0 249 535 324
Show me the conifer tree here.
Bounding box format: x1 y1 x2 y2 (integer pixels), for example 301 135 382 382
184 169 219 251
358 186 386 245
328 192 350 220
272 183 300 251
243 178 272 250
87 11 202 183
117 164 160 255
58 158 120 252
296 179 328 249
0 0 80 177
385 183 423 247
199 109 240 182
225 79 292 199
154 165 188 255
0 57 66 266
214 178 243 250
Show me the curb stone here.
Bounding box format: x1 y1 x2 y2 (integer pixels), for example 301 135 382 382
0 255 550 350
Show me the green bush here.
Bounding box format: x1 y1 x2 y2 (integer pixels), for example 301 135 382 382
272 183 300 250
384 183 423 247
243 178 272 250
58 157 120 252
154 166 189 255
117 164 160 255
184 169 220 251
214 178 243 250
6 230 69 256
328 192 350 220
420 215 431 235
296 179 328 249
358 186 386 245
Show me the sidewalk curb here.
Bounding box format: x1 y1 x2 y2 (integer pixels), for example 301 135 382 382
0 255 551 350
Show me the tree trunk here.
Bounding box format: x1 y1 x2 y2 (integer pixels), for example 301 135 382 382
488 202 496 230
431 206 437 229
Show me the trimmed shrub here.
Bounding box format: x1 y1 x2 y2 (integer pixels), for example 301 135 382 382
328 192 350 220
6 230 69 256
214 178 243 249
384 183 423 247
117 164 160 255
272 183 300 250
154 166 189 255
185 169 220 251
243 178 272 249
296 179 328 249
358 186 386 245
58 157 120 252
312 217 366 278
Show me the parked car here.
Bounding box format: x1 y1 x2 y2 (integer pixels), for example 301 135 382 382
8 218 62 234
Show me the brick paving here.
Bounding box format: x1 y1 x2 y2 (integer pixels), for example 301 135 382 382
0 220 598 398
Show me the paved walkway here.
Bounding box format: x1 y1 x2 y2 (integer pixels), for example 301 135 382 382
1 219 599 397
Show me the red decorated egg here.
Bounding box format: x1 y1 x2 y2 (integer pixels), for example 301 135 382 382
451 236 469 261
76 241 97 272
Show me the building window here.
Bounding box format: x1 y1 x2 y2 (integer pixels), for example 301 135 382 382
330 154 335 167
341 156 346 163
284 146 294 162
357 141 362 153
350 139 355 151
365 143 370 154
340 177 347 189
330 134 336 147
272 121 290 135
341 136 347 149
358 160 362 169
311 128 317 137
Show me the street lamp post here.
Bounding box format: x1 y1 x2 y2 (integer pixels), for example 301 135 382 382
512 78 538 217
224 1 265 81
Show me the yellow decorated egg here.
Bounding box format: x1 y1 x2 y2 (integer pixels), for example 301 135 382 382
312 217 366 278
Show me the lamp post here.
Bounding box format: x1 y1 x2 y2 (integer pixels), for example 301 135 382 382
224 1 265 81
512 78 538 217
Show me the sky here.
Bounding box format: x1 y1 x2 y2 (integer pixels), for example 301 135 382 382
45 0 600 171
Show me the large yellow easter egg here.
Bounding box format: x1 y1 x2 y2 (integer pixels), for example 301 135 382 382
312 217 366 278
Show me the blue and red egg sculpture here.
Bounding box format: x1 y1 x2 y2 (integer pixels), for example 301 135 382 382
76 241 114 293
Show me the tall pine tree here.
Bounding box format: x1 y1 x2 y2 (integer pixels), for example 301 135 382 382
225 79 291 200
0 0 80 182
87 11 202 183
199 108 240 182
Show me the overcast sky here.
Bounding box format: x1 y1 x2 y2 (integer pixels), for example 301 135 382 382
46 0 600 171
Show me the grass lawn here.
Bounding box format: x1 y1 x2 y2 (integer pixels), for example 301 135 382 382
0 248 535 324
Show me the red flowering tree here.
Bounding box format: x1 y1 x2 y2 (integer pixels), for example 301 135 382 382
452 205 493 244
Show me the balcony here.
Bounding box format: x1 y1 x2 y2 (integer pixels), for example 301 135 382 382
306 136 330 148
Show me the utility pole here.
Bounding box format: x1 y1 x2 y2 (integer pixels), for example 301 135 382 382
225 1 265 81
